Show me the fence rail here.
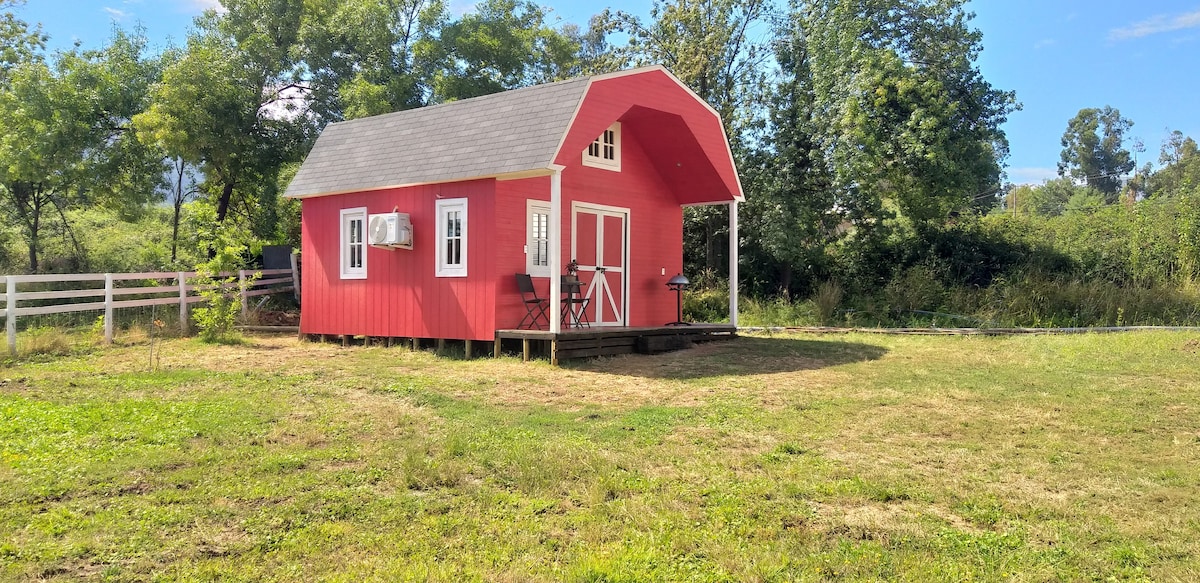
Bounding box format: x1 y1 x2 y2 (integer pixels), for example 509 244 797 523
3 267 298 356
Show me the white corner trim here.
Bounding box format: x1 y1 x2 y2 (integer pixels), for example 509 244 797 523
549 168 563 334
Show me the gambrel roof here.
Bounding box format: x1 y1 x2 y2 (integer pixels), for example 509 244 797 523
285 77 589 199
284 66 744 203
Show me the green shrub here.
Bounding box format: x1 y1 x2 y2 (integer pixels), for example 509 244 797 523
190 226 258 344
682 285 729 323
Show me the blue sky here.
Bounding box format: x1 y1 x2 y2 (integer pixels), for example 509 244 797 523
13 0 1200 184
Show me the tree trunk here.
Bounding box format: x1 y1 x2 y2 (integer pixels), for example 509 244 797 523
216 180 234 222
28 191 41 274
779 264 793 297
172 199 182 263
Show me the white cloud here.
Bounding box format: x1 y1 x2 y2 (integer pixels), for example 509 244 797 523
1008 167 1060 185
185 0 227 14
103 6 129 20
1110 9 1200 40
1033 38 1056 50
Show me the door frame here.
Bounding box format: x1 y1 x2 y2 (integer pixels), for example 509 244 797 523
570 201 630 327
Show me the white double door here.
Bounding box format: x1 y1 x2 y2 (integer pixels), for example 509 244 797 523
571 202 629 327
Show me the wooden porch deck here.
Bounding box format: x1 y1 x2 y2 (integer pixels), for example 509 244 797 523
495 324 737 364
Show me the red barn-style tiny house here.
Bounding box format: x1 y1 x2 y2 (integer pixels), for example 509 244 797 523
285 66 743 357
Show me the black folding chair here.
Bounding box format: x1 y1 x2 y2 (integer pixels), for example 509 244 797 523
516 273 549 330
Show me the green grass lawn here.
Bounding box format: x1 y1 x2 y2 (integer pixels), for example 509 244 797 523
2 331 1199 581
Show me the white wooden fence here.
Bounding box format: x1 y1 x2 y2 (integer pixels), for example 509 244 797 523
2 267 298 356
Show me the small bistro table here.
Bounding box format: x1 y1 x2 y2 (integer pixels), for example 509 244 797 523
560 276 589 328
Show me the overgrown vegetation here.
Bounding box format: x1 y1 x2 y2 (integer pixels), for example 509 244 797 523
2 331 1200 580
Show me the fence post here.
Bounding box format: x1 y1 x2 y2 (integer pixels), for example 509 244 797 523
104 273 114 345
178 272 188 335
239 270 248 319
6 276 16 357
290 252 301 303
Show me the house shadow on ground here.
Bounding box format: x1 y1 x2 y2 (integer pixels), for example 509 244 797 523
566 336 889 380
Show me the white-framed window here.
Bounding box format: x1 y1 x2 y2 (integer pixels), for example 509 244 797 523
526 200 551 277
340 207 367 279
435 198 468 277
582 122 621 171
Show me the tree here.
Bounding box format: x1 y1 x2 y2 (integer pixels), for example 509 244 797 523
1058 106 1134 201
1004 177 1081 217
0 30 164 272
299 0 446 121
432 0 582 101
1148 130 1200 198
0 0 44 84
800 0 1018 229
133 0 309 227
740 11 838 295
166 158 200 263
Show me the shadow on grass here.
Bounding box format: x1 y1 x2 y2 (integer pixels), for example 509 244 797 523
569 336 888 379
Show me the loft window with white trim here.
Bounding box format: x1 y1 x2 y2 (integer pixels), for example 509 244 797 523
340 207 367 279
526 200 550 277
436 198 468 277
582 122 621 171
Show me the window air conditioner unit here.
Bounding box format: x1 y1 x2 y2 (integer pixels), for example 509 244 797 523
368 212 413 249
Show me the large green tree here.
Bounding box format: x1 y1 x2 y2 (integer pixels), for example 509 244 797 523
1058 106 1135 201
801 0 1018 228
432 0 582 101
0 30 164 272
740 13 838 294
134 0 309 230
299 0 445 121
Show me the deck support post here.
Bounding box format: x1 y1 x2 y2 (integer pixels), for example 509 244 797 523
494 336 501 358
549 164 565 335
728 200 739 328
436 338 445 354
551 340 558 366
522 338 531 362
465 339 473 359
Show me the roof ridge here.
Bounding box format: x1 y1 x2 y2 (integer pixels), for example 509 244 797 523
329 75 592 128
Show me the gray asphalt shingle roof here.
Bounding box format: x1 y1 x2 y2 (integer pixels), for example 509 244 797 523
284 77 591 198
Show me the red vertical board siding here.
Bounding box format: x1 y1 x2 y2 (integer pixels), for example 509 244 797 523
299 179 497 341
492 177 550 330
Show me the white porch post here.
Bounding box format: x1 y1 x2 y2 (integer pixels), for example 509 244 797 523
549 164 565 334
728 200 739 327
